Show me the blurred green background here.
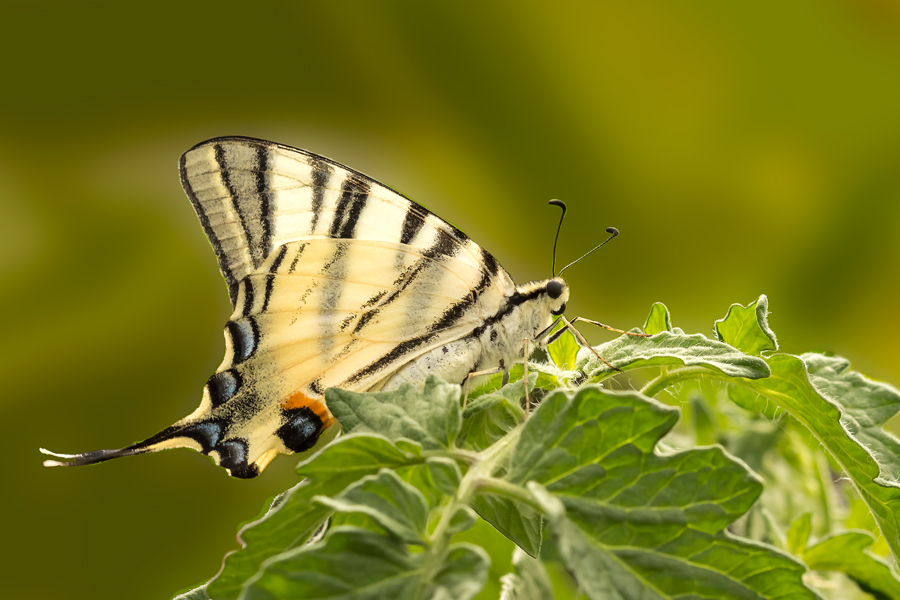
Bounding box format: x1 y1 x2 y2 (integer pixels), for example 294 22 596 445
3 1 899 598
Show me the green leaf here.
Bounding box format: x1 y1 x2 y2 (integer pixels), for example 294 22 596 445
642 302 673 335
424 457 463 497
511 387 818 599
459 380 526 451
450 517 518 600
329 510 385 534
787 513 812 555
297 433 424 479
446 506 478 536
727 382 781 420
690 395 716 446
206 434 420 600
239 527 488 600
314 469 430 545
735 354 900 563
326 376 462 451
713 294 778 355
499 549 554 600
580 330 771 380
173 585 211 600
547 321 580 369
468 364 561 401
802 531 900 600
470 492 542 558
396 463 444 509
804 353 900 486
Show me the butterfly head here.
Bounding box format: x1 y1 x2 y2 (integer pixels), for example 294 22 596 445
544 277 569 316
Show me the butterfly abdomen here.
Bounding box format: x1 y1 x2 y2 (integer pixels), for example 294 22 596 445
378 338 482 391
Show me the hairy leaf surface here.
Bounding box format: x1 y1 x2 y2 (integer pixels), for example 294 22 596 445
511 386 819 599
802 531 900 600
642 302 673 335
314 469 430 545
714 295 778 355
206 435 420 600
804 352 900 485
580 330 770 380
326 376 462 451
736 355 900 562
239 527 488 600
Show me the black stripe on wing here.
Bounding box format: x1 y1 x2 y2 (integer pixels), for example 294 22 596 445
180 153 238 302
330 178 370 239
181 136 507 306
343 245 496 386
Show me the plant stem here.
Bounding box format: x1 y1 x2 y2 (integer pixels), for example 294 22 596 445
640 366 716 397
474 476 542 512
417 427 524 597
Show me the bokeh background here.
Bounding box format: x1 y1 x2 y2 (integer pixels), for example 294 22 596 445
3 2 899 599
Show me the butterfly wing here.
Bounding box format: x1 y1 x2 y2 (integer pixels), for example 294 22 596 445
180 136 503 305
43 137 515 477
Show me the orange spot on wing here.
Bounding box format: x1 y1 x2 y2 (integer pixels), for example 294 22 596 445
282 390 335 427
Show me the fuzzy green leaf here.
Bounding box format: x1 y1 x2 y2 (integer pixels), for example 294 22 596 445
690 395 716 446
428 543 491 600
787 513 812 555
736 354 900 563
396 463 444 509
206 435 420 600
714 295 778 355
499 549 554 600
314 469 429 545
468 364 561 400
511 387 818 599
803 531 900 600
548 321 580 370
459 380 526 451
329 510 385 534
580 330 770 380
239 527 488 600
471 492 542 558
446 506 479 536
804 353 900 486
326 376 462 451
173 585 211 600
727 382 781 420
424 457 463 497
642 302 673 335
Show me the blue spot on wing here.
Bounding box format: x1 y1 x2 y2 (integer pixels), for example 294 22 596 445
207 370 241 408
227 318 258 364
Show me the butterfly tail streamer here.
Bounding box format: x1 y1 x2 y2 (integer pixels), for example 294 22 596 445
40 423 205 469
40 447 149 468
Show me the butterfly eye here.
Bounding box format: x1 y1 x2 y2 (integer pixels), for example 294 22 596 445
547 280 563 299
551 302 566 316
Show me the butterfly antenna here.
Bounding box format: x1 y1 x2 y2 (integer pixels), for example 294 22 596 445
549 200 567 277
558 227 619 276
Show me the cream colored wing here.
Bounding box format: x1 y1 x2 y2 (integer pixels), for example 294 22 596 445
44 137 517 478
180 136 504 305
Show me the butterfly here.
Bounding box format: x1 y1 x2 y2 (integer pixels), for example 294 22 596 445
42 136 620 478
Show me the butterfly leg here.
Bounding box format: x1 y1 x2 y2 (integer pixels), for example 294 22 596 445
522 337 531 416
463 362 508 406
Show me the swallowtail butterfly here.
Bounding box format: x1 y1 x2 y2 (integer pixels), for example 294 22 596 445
42 137 595 478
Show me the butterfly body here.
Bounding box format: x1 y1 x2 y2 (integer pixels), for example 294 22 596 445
42 137 569 478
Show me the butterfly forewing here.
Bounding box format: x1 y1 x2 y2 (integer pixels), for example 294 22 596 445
181 137 498 305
